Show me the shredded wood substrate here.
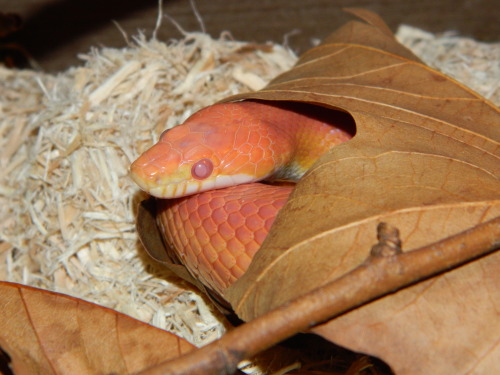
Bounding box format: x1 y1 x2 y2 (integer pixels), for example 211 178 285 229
0 22 498 357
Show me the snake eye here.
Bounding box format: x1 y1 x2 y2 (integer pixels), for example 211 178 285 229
191 158 213 180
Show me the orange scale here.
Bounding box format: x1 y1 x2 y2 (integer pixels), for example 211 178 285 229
247 130 262 145
178 230 189 248
212 207 227 225
249 146 264 163
259 126 271 137
178 203 189 222
185 196 200 214
258 204 276 220
160 213 171 231
160 124 190 142
197 203 212 219
205 131 235 153
200 244 219 263
158 207 171 226
166 231 180 250
253 197 273 206
183 144 213 161
209 232 226 251
236 253 252 272
245 213 264 232
240 202 258 216
201 216 218 236
184 222 195 238
218 221 235 241
233 127 250 146
189 210 202 229
218 249 237 269
223 149 242 167
195 226 210 247
238 142 253 154
208 196 225 210
224 200 240 214
255 158 275 176
182 239 200 266
227 237 244 254
257 135 271 148
169 210 181 225
177 215 190 234
170 208 180 222
235 225 253 245
227 211 245 229
231 154 251 171
266 153 280 165
164 213 177 234
196 192 212 205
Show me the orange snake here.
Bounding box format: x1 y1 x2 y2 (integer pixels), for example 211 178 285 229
130 100 353 294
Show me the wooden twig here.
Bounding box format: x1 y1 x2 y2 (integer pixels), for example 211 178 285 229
135 216 500 375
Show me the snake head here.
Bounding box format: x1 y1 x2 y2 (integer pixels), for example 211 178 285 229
130 103 291 198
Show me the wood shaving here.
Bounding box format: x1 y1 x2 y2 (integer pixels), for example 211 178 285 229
0 23 498 360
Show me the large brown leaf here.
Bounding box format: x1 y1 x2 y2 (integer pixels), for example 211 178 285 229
221 9 500 374
0 281 193 375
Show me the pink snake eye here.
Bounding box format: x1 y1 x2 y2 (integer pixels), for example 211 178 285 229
191 158 214 180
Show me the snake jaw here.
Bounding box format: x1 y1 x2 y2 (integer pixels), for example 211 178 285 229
129 143 261 198
129 136 271 198
131 160 259 198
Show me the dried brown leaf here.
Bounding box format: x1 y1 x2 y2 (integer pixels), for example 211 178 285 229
220 10 500 375
0 281 194 375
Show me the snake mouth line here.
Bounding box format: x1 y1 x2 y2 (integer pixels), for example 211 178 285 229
133 173 259 199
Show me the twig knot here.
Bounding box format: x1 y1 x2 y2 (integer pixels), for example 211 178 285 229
370 222 402 257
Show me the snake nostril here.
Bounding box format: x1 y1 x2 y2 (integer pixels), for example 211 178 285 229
191 158 214 180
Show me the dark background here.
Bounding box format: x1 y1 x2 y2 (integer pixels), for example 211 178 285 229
1 0 499 72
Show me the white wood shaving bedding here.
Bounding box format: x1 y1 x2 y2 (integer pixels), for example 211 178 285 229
0 23 498 359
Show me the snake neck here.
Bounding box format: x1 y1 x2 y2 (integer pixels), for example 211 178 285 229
243 101 352 181
130 100 353 198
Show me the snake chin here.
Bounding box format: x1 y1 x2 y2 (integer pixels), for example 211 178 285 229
145 173 259 199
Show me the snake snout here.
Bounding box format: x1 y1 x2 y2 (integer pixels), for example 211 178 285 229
129 142 187 196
